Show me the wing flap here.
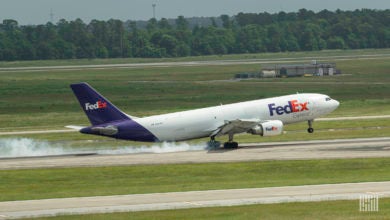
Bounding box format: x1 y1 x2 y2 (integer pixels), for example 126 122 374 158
211 119 263 137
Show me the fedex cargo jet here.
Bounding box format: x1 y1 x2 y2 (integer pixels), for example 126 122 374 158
68 82 339 148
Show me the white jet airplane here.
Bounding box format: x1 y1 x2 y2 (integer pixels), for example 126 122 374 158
69 82 339 148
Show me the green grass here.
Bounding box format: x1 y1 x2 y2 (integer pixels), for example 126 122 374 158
37 199 390 220
0 61 389 129
0 49 389 132
0 50 389 218
0 51 389 157
1 158 390 202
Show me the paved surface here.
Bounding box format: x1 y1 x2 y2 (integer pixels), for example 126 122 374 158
316 115 390 121
0 54 389 73
0 129 75 136
1 137 389 170
0 181 389 219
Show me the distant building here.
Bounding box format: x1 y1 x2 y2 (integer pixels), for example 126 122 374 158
260 61 341 78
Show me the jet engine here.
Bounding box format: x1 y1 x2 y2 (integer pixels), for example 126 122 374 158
248 120 283 136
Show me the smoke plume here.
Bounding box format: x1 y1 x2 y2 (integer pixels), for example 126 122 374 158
0 138 206 158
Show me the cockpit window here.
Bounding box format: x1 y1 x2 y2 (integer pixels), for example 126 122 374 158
325 97 332 101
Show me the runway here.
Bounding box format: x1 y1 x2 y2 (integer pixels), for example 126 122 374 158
0 181 389 219
0 53 389 73
1 137 389 170
1 137 389 218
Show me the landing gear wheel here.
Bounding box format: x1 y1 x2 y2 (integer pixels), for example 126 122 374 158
223 142 238 149
207 140 221 149
307 120 314 133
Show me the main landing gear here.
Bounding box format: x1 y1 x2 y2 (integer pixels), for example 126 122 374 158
224 133 238 149
207 136 221 149
207 134 238 149
307 120 314 133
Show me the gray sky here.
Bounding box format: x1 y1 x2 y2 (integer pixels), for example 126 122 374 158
1 0 389 25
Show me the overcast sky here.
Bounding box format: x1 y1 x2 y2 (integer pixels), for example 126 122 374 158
1 0 389 25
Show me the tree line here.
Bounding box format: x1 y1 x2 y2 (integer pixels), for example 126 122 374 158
0 9 389 61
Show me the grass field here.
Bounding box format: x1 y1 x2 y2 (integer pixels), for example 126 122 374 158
0 49 389 166
0 50 389 219
1 158 390 202
37 198 390 220
0 52 389 133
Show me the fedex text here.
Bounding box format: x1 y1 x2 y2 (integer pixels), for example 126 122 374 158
268 100 308 116
85 101 107 111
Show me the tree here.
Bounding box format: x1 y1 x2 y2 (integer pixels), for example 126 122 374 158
176 16 188 30
158 18 172 30
0 9 389 61
285 35 300 51
176 42 191 57
266 24 281 52
327 37 346 49
146 18 158 32
107 19 127 57
160 34 178 57
298 23 321 51
235 24 267 53
220 14 231 29
210 18 218 27
2 19 18 31
297 9 315 20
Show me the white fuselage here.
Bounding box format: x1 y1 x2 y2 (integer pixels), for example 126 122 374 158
133 93 339 141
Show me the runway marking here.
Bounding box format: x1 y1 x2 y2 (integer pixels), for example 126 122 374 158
184 201 203 206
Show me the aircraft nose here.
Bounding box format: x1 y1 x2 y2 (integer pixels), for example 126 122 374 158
333 99 340 109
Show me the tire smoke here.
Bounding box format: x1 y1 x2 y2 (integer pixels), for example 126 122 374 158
0 138 207 158
0 138 72 158
97 142 206 154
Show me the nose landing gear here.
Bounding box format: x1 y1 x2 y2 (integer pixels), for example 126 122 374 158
307 120 314 133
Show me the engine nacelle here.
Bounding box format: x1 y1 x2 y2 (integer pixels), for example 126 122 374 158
248 120 283 136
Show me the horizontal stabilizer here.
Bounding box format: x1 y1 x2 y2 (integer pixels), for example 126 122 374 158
65 125 86 131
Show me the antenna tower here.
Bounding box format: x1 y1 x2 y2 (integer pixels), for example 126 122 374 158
152 4 156 19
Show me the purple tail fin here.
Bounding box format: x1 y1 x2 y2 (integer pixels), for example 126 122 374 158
70 82 130 125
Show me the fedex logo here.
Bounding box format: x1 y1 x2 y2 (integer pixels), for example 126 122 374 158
266 126 278 131
85 101 107 111
268 100 308 116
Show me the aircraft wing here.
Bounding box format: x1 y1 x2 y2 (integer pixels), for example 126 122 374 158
210 119 263 137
